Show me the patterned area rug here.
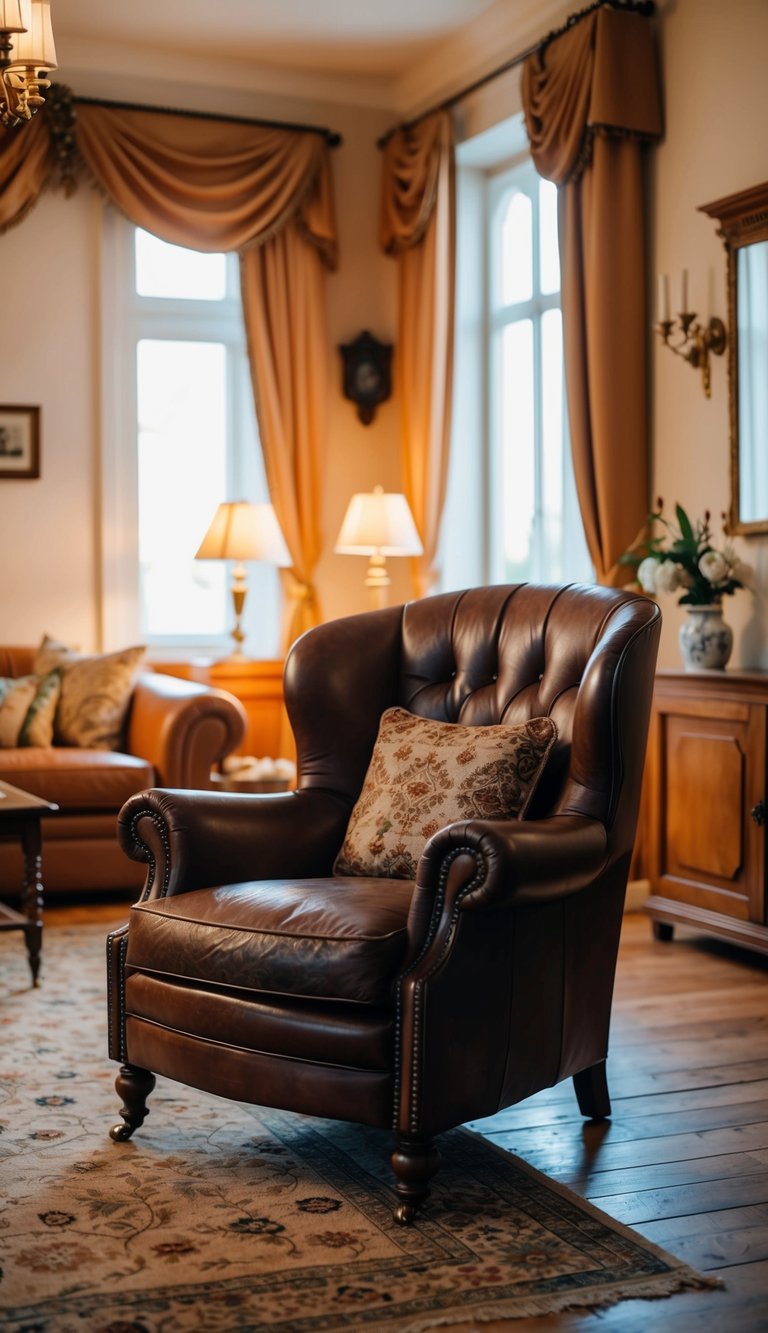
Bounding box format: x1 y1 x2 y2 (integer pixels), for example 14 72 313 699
0 923 718 1332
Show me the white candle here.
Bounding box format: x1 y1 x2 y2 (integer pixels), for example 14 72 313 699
681 268 689 314
658 273 670 322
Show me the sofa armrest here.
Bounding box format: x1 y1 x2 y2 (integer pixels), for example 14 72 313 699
125 671 247 789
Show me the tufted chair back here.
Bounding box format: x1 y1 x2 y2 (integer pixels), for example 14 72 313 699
286 583 656 857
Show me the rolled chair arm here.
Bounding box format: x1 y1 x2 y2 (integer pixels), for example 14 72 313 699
126 671 247 788
404 815 608 970
117 786 351 900
421 814 608 909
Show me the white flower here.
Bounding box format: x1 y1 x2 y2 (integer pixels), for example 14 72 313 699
637 556 659 593
698 550 729 585
654 560 684 593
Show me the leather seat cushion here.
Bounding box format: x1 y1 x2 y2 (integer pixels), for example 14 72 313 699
0 748 155 809
126 880 416 1006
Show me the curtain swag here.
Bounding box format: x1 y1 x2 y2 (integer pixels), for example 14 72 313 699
522 6 662 586
523 4 662 184
0 85 340 649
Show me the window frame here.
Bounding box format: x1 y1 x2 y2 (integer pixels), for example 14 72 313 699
439 137 591 595
99 212 278 658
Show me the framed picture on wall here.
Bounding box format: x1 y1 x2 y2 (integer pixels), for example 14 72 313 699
0 405 40 479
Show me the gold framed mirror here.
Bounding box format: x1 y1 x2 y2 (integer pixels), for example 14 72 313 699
700 182 768 536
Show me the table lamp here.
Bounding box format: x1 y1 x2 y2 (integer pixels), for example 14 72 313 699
195 501 291 657
335 485 423 608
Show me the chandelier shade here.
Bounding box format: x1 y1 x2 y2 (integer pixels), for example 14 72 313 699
0 0 57 125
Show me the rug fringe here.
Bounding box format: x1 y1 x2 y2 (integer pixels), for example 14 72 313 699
383 1271 724 1331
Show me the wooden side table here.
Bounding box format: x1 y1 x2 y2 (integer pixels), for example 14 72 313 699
0 779 58 985
151 657 294 764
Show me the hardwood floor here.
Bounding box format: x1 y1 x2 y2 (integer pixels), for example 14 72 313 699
40 903 768 1331
467 913 768 1331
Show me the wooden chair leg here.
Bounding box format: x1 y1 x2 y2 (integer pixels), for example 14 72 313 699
573 1060 611 1121
391 1135 441 1225
109 1064 156 1141
653 920 675 942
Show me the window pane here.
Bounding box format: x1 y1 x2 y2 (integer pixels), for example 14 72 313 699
135 229 227 301
539 178 560 295
501 191 532 305
500 319 534 578
137 340 228 636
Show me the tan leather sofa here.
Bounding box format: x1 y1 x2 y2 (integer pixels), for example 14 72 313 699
0 647 246 896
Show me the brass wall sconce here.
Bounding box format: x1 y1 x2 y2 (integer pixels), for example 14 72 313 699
656 271 727 398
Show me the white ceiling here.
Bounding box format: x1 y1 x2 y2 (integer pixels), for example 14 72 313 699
51 0 500 79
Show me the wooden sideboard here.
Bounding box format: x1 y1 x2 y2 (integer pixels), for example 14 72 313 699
644 669 768 955
153 657 294 764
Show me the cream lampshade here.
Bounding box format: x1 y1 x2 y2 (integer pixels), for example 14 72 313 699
335 485 423 608
7 0 56 70
195 501 291 658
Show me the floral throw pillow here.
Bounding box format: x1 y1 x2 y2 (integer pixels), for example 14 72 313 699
33 635 146 751
333 707 558 881
0 671 62 747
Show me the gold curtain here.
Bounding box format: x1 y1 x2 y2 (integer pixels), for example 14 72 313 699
522 6 662 585
380 111 455 598
0 97 338 646
0 111 49 228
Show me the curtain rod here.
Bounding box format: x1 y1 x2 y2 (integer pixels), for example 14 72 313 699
376 0 654 148
72 93 342 148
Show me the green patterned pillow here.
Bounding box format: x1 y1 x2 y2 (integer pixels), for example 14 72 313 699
0 671 62 747
33 635 146 751
333 707 558 881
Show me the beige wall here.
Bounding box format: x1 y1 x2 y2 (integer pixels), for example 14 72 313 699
2 0 767 660
651 0 768 667
0 185 102 649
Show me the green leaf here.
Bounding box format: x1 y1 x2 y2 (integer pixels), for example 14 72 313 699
676 504 695 542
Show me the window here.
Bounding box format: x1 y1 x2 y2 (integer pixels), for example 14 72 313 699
440 130 592 593
101 222 281 657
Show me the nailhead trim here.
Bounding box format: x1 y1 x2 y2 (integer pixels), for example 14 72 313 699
392 846 487 1133
106 926 130 1062
126 810 172 901
110 808 173 1061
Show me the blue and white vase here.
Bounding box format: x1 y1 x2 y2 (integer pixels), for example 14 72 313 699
679 604 733 671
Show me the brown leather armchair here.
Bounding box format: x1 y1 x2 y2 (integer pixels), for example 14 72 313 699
107 584 660 1223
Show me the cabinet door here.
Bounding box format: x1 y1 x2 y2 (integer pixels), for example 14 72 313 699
649 696 766 923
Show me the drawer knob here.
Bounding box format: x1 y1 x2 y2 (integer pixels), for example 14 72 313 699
751 800 765 827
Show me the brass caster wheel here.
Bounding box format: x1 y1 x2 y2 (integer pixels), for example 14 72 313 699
393 1202 417 1226
109 1121 134 1142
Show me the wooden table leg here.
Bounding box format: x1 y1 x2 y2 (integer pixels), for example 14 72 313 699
20 817 44 986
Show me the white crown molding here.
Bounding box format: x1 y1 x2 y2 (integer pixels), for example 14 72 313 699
392 0 575 118
55 35 400 114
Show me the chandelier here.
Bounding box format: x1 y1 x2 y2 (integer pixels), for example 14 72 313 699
0 1 56 127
